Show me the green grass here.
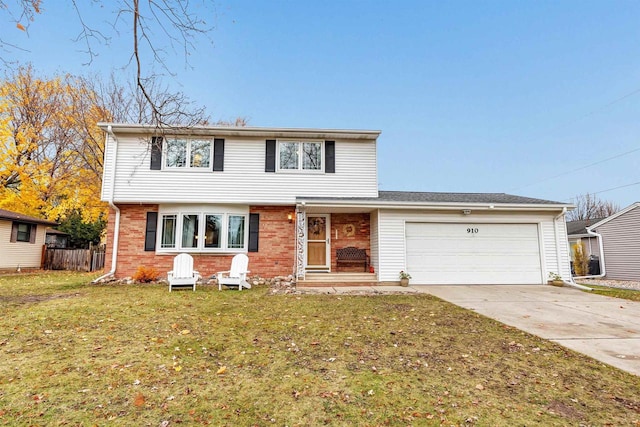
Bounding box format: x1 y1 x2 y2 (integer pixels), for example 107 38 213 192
1 272 639 426
580 284 640 302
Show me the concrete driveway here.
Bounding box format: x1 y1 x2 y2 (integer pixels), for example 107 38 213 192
421 285 640 376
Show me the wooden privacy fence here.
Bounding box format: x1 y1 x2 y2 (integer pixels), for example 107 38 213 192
43 246 105 272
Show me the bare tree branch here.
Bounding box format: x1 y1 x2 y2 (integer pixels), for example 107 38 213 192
2 1 216 127
566 193 620 221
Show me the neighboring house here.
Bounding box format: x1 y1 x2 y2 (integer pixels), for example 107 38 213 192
45 228 69 248
566 217 605 261
99 123 573 285
587 202 640 281
0 209 58 270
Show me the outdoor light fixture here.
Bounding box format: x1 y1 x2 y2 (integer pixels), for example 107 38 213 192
462 209 471 215
288 213 294 223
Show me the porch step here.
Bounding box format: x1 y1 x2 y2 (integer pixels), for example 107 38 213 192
298 272 378 287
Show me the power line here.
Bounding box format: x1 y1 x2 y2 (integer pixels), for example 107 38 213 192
511 146 640 191
509 85 640 192
565 180 640 201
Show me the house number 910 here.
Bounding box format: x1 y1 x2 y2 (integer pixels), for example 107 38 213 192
467 228 479 234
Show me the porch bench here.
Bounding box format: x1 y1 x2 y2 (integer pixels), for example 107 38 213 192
336 247 369 272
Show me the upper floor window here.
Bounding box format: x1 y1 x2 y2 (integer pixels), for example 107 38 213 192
278 141 322 172
165 138 212 169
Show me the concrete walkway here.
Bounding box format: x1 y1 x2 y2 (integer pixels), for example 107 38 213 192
299 284 640 376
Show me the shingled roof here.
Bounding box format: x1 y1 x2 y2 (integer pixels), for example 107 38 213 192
376 191 564 205
566 218 607 236
298 191 567 206
0 209 58 226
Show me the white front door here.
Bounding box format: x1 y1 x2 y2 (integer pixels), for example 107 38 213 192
306 214 330 271
405 222 542 285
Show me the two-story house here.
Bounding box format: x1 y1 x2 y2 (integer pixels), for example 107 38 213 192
99 123 572 285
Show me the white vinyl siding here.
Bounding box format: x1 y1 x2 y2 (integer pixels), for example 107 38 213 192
102 134 378 204
594 205 640 281
369 210 380 274
377 209 570 284
540 217 572 280
0 220 45 269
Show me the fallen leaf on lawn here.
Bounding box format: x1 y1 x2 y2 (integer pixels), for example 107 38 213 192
217 366 227 375
475 384 484 390
180 329 190 335
44 330 53 334
174 366 182 372
133 393 145 407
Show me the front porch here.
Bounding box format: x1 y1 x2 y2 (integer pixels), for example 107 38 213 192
295 207 379 282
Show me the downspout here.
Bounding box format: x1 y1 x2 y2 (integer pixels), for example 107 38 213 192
92 125 121 283
573 227 606 280
554 207 591 291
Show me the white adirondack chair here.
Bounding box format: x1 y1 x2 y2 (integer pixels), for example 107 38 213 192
217 254 251 290
167 253 200 291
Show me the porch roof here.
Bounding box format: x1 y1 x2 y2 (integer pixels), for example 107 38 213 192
297 191 572 211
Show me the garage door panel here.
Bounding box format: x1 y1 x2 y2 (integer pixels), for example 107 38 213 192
406 223 542 285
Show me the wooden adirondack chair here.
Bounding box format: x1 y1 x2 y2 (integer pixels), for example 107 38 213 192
217 254 251 290
167 253 199 291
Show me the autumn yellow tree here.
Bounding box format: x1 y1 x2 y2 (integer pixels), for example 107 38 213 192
0 65 108 223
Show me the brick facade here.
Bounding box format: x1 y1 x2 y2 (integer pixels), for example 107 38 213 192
105 204 296 279
330 213 371 272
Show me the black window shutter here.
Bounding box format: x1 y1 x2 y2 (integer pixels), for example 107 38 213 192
213 138 225 171
325 140 335 173
248 213 259 252
150 136 163 170
29 224 36 244
145 212 158 251
10 222 18 242
265 140 276 172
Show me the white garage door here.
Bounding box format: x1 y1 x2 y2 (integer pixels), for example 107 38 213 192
405 223 542 285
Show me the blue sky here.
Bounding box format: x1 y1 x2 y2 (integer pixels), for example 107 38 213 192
4 1 640 208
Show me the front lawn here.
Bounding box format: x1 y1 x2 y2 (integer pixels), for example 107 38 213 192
580 284 640 302
1 272 639 426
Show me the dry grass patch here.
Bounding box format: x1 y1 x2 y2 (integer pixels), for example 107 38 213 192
0 273 639 426
581 285 640 302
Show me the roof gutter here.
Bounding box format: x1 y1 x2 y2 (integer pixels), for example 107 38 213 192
92 125 121 283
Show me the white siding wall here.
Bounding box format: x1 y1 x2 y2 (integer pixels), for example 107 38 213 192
369 210 380 273
595 205 640 281
102 134 378 203
377 209 570 283
0 221 45 269
541 217 572 280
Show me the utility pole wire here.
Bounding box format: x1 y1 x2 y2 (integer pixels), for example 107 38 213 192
565 180 640 200
511 146 640 191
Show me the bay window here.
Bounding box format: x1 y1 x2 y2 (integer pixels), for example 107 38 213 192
158 211 247 252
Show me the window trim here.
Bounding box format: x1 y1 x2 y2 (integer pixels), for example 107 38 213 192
163 137 214 170
276 140 324 173
9 221 37 243
157 211 249 253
